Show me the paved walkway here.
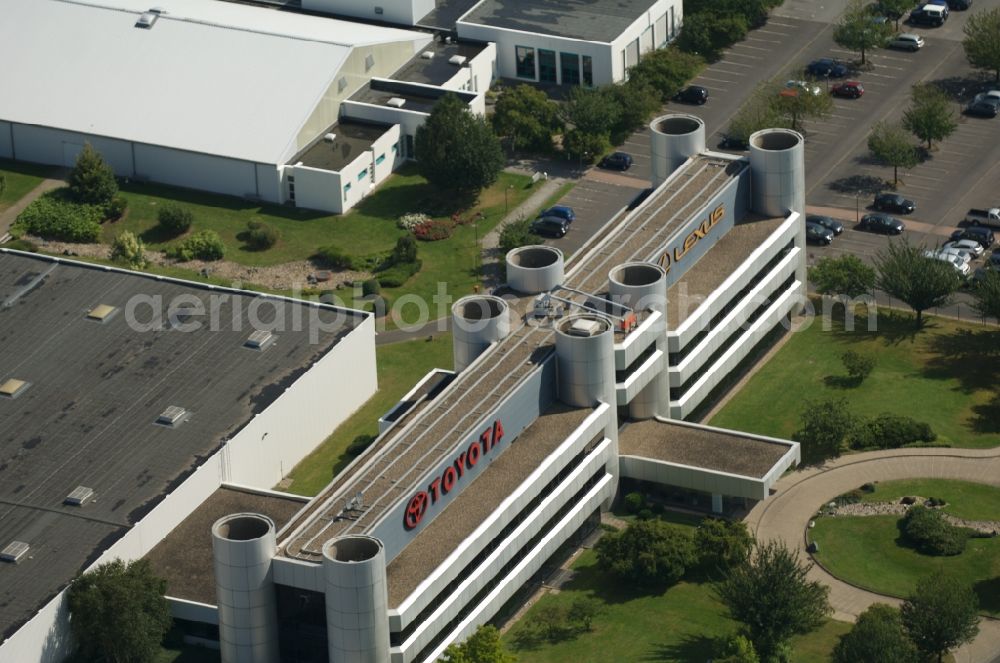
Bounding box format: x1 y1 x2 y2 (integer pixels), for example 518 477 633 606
748 447 1000 663
0 173 66 238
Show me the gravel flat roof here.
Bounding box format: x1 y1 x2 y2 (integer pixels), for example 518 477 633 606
666 216 788 329
145 488 307 604
392 41 487 86
619 419 793 478
460 0 660 42
0 252 360 639
295 120 392 172
385 404 591 607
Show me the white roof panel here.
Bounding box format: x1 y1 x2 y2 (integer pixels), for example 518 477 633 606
0 0 428 164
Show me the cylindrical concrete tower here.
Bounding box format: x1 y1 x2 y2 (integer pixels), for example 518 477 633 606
506 245 564 294
212 514 280 663
554 314 616 409
749 128 806 218
650 114 706 187
608 262 668 314
452 295 511 372
322 536 390 663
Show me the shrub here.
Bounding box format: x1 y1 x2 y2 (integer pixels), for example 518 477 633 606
637 508 654 520
499 216 541 254
109 231 147 270
362 279 381 296
104 195 127 221
413 219 453 241
595 519 696 586
861 482 877 493
14 190 103 242
68 143 118 205
847 413 936 450
835 489 866 506
157 204 193 236
168 230 225 262
317 245 355 270
377 260 422 288
346 434 376 456
397 212 431 231
901 505 967 556
695 518 753 576
841 350 876 383
245 219 280 250
3 238 37 252
390 235 419 265
624 491 645 514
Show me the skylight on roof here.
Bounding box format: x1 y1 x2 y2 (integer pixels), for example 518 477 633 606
87 304 117 322
1 541 29 564
65 486 95 507
0 379 29 399
156 406 188 427
244 330 274 351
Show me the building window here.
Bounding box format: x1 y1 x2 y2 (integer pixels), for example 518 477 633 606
538 49 557 83
376 154 386 165
515 46 535 79
392 142 398 153
357 168 368 181
405 134 414 158
343 182 352 201
560 52 580 86
365 54 375 71
582 55 593 87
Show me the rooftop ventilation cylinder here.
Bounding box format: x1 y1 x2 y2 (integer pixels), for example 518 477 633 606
506 245 564 294
451 295 511 372
555 314 615 408
649 114 705 187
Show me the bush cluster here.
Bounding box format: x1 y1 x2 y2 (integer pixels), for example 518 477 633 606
316 245 354 270
397 212 431 231
510 597 600 648
245 220 280 250
413 218 454 241
157 205 193 236
168 230 225 262
377 260 421 288
14 191 104 242
109 231 147 270
677 0 783 60
105 196 128 221
901 505 968 556
841 350 876 383
847 413 936 450
498 216 541 254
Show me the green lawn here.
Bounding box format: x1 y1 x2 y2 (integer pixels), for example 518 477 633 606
709 307 1000 449
859 479 1000 521
812 514 1000 617
283 333 454 496
0 159 54 212
155 644 219 663
505 525 850 663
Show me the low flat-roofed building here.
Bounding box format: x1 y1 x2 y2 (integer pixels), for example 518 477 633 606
0 251 376 662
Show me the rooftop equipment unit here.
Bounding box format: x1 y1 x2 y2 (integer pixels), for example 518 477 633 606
448 55 467 66
1 541 29 564
245 330 274 350
87 304 117 322
567 318 603 337
156 406 188 427
387 97 406 108
65 486 95 506
135 11 158 28
323 133 337 143
0 379 29 398
421 51 435 59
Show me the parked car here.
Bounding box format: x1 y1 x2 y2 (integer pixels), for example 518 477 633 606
943 239 985 257
784 80 823 96
806 58 849 78
860 213 905 234
806 214 845 235
541 205 575 223
530 216 569 238
910 4 947 26
718 134 748 150
627 187 653 211
965 207 1000 228
973 90 1000 103
964 98 1000 118
600 152 633 171
889 33 925 51
933 246 973 264
923 250 970 276
674 85 709 105
831 81 865 98
947 0 972 9
950 226 995 248
806 221 835 245
874 192 915 214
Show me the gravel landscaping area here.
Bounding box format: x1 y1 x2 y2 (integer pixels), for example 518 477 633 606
830 499 1000 535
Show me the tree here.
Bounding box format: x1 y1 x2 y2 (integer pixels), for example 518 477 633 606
627 47 704 103
677 13 749 60
901 574 980 662
390 235 419 266
67 558 172 663
867 121 920 186
441 624 516 663
110 231 147 270
717 540 831 661
874 239 962 325
69 142 118 206
492 84 562 153
158 204 193 236
809 255 877 299
771 83 833 132
562 129 610 162
560 86 620 136
962 7 1000 83
879 0 914 30
971 269 1000 320
902 84 958 150
834 0 892 64
695 518 753 576
567 596 601 631
498 215 541 254
416 94 503 194
727 82 790 143
841 350 876 383
796 398 855 462
609 81 661 143
833 604 919 663
595 519 696 587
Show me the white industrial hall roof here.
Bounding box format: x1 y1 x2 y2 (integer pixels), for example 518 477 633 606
0 0 428 164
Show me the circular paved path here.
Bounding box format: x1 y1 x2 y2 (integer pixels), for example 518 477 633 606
747 447 1000 663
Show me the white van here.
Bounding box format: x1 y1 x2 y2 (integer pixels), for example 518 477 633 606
889 33 925 50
